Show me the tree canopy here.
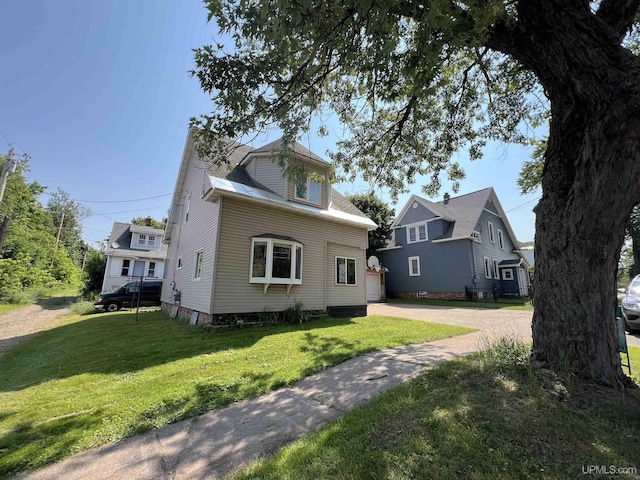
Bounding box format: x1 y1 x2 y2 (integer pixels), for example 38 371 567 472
345 192 394 258
130 216 166 229
192 1 640 387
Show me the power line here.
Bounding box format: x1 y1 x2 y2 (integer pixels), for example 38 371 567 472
91 205 170 215
506 196 541 213
60 192 173 204
0 128 10 146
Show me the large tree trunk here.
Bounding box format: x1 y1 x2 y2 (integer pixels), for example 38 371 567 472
509 3 640 387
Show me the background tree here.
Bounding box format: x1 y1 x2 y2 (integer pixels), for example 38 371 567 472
192 1 640 386
82 248 106 295
130 216 166 229
346 192 394 258
46 188 91 265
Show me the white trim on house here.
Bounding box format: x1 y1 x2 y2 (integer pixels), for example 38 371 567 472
497 229 504 250
488 222 495 243
176 256 183 269
493 259 499 278
502 269 514 280
483 208 501 217
408 256 420 276
484 256 492 279
249 237 303 286
294 178 321 204
405 221 428 244
335 256 357 286
185 193 192 223
193 249 204 280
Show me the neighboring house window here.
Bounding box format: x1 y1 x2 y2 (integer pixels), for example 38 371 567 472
295 178 321 203
483 257 492 279
336 257 357 285
406 222 428 243
194 250 204 280
121 259 130 276
138 234 146 245
503 269 514 281
148 235 156 246
497 230 504 250
185 194 191 222
249 238 303 285
471 231 481 243
148 262 156 278
136 234 157 247
488 222 495 243
177 257 183 269
493 259 499 279
408 256 420 276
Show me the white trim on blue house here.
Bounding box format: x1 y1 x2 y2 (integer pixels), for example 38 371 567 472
484 256 492 279
408 256 420 276
391 194 454 228
405 221 429 243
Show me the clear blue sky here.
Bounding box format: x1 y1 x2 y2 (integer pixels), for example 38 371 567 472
0 0 541 248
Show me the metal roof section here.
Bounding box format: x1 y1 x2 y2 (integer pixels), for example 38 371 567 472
204 176 377 230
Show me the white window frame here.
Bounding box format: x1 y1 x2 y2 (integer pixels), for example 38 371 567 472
497 229 504 250
408 256 421 276
484 256 492 279
502 269 514 281
185 193 191 222
137 234 147 246
488 222 495 243
335 256 357 286
471 230 482 243
295 178 321 204
493 259 499 279
176 256 183 270
121 259 130 276
148 235 156 246
249 238 303 285
194 249 204 280
405 221 428 244
148 261 156 278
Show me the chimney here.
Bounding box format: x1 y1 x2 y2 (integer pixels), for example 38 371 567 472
444 192 450 204
145 217 152 227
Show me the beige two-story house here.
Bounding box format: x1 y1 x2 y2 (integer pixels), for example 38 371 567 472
161 131 376 322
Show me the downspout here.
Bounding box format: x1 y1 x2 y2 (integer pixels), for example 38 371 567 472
210 196 224 314
323 240 327 311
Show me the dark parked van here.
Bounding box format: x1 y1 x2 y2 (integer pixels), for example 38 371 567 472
94 280 163 312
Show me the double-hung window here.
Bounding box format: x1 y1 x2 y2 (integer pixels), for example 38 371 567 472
408 256 420 276
148 261 156 278
121 259 130 276
138 234 146 246
406 223 428 243
295 178 320 203
336 257 357 285
250 237 303 285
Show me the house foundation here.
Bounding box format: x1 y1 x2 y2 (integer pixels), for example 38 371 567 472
388 291 466 301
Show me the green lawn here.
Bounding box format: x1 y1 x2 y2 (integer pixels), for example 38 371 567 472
0 310 473 478
390 297 534 311
232 343 640 480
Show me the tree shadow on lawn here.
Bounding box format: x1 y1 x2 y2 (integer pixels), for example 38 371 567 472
0 311 355 393
235 355 640 480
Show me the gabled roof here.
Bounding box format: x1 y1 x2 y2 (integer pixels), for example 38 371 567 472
105 222 168 260
431 188 493 241
391 194 455 227
242 138 326 164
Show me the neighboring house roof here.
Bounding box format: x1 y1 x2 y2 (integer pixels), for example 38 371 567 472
499 259 524 267
431 188 494 241
105 222 168 260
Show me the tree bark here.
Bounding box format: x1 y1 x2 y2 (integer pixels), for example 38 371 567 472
505 2 640 387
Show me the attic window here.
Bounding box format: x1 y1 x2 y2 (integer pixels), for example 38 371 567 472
250 237 303 286
295 179 320 203
406 222 428 243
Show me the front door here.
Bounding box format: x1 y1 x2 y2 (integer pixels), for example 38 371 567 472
133 260 145 277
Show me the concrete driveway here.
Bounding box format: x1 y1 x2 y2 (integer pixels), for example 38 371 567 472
369 302 640 348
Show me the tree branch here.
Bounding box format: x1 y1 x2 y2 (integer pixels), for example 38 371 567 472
596 0 640 43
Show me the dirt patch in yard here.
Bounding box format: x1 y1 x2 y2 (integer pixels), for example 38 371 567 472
0 299 73 357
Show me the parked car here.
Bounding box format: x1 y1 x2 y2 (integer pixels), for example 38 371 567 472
94 280 163 312
621 275 640 332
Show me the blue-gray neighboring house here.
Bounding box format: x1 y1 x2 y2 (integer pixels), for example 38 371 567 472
379 188 530 300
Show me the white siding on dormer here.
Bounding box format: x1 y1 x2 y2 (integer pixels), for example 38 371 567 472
130 233 163 251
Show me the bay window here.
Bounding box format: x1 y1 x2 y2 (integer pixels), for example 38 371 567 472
250 237 303 286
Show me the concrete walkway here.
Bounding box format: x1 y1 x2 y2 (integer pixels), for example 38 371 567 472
15 303 635 479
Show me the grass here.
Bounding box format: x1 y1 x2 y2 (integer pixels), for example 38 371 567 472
0 310 474 478
390 297 534 311
232 342 640 480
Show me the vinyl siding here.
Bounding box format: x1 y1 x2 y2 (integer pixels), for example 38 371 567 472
326 243 367 306
213 196 367 314
252 156 287 198
472 208 521 289
161 150 220 314
396 202 437 226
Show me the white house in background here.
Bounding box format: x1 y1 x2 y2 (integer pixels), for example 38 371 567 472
519 241 535 266
101 220 168 293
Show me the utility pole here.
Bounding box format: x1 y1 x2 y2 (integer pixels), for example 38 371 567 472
0 149 16 257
